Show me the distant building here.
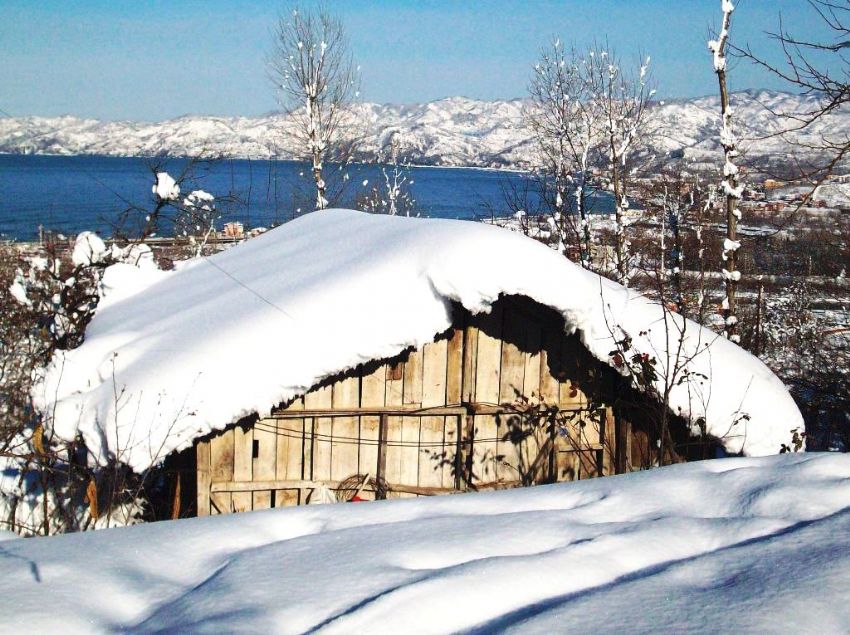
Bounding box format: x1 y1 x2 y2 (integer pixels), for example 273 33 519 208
223 222 245 238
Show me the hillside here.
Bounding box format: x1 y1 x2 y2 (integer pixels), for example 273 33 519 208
1 90 846 173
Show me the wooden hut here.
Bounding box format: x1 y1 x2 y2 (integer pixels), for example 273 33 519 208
40 210 802 521
195 295 641 516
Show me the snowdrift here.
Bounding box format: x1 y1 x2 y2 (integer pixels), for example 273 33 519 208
0 453 847 633
37 209 802 471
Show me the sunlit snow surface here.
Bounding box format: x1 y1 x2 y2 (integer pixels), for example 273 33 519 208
0 454 847 633
37 210 801 471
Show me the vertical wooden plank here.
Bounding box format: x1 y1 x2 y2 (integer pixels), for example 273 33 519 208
196 440 211 516
418 415 444 489
385 363 403 498
384 415 404 498
495 412 522 484
499 307 527 406
305 385 333 487
232 425 253 512
209 428 234 514
252 419 276 509
398 416 420 497
304 383 332 409
495 307 524 483
361 364 387 408
386 360 404 406
560 336 587 409
522 320 542 400
540 342 560 406
276 396 303 506
475 305 503 405
275 417 304 507
474 414 499 484
445 415 462 489
332 375 361 484
461 325 478 403
446 327 464 406
403 349 424 406
421 339 448 486
360 364 385 500
422 339 448 407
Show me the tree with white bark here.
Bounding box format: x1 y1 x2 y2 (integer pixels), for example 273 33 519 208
527 42 654 282
589 46 655 286
708 0 743 343
528 40 603 268
269 8 359 211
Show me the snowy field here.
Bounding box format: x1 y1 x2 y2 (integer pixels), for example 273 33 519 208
0 453 847 633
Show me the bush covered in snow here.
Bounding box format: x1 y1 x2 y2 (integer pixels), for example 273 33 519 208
0 232 176 535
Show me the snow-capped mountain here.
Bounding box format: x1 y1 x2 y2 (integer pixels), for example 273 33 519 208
0 90 845 173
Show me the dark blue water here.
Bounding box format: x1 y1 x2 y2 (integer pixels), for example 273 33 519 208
0 154 613 240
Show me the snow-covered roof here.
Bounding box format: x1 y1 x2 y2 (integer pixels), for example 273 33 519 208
37 209 803 471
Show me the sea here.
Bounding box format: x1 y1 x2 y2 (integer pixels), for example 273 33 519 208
0 154 614 240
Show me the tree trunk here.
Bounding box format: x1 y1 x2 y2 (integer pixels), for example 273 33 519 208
714 2 741 342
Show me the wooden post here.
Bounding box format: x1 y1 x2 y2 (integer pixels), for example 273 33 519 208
196 441 211 516
376 413 388 500
615 413 632 474
454 414 464 491
601 407 615 476
171 472 182 520
463 413 476 489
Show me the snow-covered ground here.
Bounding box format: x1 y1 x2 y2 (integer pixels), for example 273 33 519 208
0 453 847 633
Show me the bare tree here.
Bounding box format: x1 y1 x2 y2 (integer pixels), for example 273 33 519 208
709 0 743 343
588 45 655 286
634 166 719 326
736 0 850 181
269 7 359 211
528 40 603 268
359 131 416 216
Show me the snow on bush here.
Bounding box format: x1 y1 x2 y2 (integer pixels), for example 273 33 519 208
1 235 165 535
71 231 108 267
152 172 180 201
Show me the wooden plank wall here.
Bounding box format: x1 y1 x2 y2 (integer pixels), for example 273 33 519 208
197 297 618 515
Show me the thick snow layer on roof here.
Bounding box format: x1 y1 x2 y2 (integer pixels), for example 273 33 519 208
36 209 802 471
0 454 848 632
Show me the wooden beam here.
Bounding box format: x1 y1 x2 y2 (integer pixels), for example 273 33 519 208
376 413 388 500
268 404 583 418
210 478 526 495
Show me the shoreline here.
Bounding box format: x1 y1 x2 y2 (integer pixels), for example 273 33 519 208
0 152 530 174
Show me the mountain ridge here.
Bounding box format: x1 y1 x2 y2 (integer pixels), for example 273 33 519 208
1 90 846 173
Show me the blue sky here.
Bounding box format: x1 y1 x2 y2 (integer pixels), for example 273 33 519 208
0 0 837 120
